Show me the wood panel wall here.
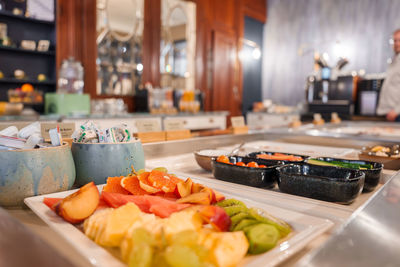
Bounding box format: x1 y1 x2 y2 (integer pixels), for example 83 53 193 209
56 0 267 115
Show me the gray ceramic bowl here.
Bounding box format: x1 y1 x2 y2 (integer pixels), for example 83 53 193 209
71 139 145 186
0 143 76 207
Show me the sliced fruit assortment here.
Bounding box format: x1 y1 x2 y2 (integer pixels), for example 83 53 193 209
42 169 292 266
83 203 248 267
256 153 303 162
102 168 225 206
216 199 292 254
216 155 267 168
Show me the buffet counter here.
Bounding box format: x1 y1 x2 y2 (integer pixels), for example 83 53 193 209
0 111 228 132
5 128 400 266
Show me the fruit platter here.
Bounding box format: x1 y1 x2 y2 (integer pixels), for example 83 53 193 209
25 168 333 267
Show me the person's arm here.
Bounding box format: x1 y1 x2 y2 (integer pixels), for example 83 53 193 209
386 109 398 121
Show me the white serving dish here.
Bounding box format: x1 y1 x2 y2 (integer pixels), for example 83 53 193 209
25 182 333 267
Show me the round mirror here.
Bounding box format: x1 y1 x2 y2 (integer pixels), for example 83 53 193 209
106 0 137 42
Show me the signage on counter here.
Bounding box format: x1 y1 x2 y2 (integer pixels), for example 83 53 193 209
231 116 246 127
136 120 162 133
41 123 75 139
164 119 185 131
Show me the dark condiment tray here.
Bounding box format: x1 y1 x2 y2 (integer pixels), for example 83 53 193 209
306 157 382 192
247 151 308 165
277 163 365 204
211 156 283 188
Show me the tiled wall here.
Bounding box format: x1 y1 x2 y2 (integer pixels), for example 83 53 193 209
262 0 400 106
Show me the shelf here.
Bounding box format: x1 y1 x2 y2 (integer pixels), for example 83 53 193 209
0 46 55 56
0 10 54 26
0 78 56 86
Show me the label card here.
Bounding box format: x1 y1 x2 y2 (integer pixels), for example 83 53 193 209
41 123 75 139
231 116 245 127
164 120 185 131
136 120 161 133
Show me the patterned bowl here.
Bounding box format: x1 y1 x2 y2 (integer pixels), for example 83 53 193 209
0 143 76 207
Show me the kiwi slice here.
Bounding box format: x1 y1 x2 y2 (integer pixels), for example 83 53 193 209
215 199 246 208
223 205 248 217
245 224 280 254
230 212 252 231
249 208 291 237
233 219 259 232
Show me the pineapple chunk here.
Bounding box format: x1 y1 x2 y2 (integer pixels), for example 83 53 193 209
200 231 248 267
121 214 158 262
100 203 142 247
84 209 112 240
162 210 203 240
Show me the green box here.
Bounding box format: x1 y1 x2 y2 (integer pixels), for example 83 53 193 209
45 93 90 115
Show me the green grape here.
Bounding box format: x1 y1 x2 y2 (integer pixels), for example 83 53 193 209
164 245 202 267
128 243 153 267
169 230 198 246
131 227 156 246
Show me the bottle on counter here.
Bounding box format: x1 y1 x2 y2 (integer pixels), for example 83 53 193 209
57 57 84 94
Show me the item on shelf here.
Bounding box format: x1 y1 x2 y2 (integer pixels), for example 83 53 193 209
177 89 201 113
0 23 6 40
27 0 54 22
148 87 178 114
12 7 23 16
37 73 46 81
57 57 84 94
1 36 12 46
45 93 90 115
0 102 23 115
0 71 3 79
20 40 36 51
8 86 43 104
21 83 33 92
90 98 127 115
331 112 341 124
14 69 25 79
0 0 5 11
37 40 50 52
312 113 325 125
72 121 133 144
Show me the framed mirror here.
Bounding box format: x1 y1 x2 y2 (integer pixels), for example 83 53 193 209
160 0 196 91
96 0 144 96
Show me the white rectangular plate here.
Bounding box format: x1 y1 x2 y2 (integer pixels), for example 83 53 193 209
25 182 333 267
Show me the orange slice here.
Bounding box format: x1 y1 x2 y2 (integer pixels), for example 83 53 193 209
102 176 130 195
148 170 183 193
138 172 161 194
120 175 149 195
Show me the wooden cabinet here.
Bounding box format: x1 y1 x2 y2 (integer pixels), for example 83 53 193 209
211 31 240 116
56 0 267 115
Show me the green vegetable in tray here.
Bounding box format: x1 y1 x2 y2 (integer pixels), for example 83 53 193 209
307 159 373 170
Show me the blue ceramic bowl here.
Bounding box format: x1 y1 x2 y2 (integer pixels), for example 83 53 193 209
0 143 76 207
71 139 145 186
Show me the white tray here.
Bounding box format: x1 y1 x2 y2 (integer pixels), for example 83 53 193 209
25 183 333 267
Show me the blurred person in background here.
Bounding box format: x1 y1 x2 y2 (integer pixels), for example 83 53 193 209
377 29 400 121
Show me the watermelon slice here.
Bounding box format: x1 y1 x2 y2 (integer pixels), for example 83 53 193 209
101 192 190 218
